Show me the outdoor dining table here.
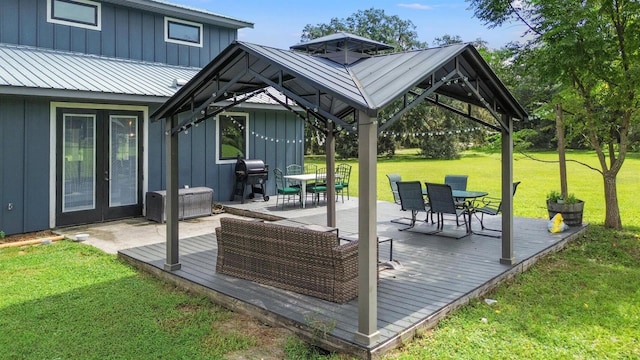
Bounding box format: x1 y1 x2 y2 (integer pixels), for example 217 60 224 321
283 172 342 208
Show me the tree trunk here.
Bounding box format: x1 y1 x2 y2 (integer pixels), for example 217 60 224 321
603 172 622 229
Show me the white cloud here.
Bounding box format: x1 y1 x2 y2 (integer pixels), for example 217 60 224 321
397 3 433 10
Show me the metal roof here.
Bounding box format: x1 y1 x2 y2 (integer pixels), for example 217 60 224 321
0 44 199 102
0 44 290 108
290 32 394 54
152 40 528 131
103 0 253 29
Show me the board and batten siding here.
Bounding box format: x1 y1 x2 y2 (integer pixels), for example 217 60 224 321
148 109 304 203
0 97 50 235
0 0 236 68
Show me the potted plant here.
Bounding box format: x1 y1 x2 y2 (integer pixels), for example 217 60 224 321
546 191 584 226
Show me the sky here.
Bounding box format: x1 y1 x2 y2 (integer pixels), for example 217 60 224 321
172 0 528 50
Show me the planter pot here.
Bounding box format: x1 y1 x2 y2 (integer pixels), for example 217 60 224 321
547 200 584 226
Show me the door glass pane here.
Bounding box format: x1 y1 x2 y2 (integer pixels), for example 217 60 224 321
109 115 138 207
63 114 96 212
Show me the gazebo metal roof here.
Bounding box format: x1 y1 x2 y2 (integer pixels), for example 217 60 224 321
152 40 526 132
152 33 527 347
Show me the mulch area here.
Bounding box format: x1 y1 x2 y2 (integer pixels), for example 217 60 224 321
1 230 58 244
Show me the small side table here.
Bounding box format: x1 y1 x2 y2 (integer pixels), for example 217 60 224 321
339 234 393 261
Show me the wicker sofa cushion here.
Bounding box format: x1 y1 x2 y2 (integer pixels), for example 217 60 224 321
215 217 359 303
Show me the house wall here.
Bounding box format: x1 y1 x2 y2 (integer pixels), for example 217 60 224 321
0 0 236 67
0 96 51 235
148 109 305 202
0 100 304 236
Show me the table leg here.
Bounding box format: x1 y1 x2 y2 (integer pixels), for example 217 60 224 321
300 182 306 208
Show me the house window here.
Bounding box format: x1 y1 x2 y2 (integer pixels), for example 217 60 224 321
164 17 203 47
216 113 248 164
47 0 101 31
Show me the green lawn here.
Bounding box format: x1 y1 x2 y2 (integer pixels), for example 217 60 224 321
1 150 638 359
309 150 640 227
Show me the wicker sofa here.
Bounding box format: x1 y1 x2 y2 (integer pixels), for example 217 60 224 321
214 217 359 303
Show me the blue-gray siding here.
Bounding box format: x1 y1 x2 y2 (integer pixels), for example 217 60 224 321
148 109 305 202
0 100 304 236
0 0 236 68
0 96 50 235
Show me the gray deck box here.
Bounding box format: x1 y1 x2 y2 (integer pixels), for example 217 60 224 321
146 187 214 223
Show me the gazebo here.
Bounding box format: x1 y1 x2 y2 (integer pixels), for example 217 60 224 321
151 32 527 345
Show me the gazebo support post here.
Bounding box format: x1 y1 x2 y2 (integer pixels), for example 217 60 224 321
164 115 181 271
325 121 336 227
500 114 515 265
354 111 380 345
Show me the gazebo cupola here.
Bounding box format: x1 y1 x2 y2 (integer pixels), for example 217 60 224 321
290 32 394 65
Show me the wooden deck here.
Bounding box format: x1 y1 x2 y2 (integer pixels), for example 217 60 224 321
118 198 587 359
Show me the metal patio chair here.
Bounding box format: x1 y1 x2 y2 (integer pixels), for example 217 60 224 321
386 173 402 205
335 163 352 202
472 181 521 236
396 181 431 231
425 182 470 238
307 167 327 206
445 174 469 225
273 168 301 209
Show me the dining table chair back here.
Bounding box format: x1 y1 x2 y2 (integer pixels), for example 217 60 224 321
396 181 429 231
335 163 352 202
425 182 469 233
307 167 327 205
386 173 402 204
444 175 468 191
273 168 301 209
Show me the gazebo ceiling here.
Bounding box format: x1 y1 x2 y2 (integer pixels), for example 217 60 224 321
152 34 527 134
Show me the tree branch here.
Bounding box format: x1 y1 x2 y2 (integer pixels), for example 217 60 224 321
518 151 603 174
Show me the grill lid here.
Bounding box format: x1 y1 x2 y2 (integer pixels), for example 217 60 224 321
235 158 267 173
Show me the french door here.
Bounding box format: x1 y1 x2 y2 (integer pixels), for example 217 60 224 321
56 108 143 226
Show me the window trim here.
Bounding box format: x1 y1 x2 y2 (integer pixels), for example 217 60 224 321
215 112 249 164
47 0 101 31
164 16 204 48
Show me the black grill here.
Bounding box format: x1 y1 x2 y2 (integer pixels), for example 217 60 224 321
231 158 270 203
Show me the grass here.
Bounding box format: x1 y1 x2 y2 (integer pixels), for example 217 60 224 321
309 149 640 227
1 150 638 359
0 242 260 360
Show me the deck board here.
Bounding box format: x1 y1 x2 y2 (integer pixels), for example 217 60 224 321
119 199 586 359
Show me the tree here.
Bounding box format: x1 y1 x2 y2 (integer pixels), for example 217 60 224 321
301 8 427 51
469 0 640 229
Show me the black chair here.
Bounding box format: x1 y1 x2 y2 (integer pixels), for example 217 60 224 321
444 174 468 191
425 182 470 238
472 181 521 236
445 174 469 224
396 181 432 231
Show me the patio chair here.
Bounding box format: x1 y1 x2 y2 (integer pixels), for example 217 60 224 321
445 174 469 225
396 181 432 231
472 181 521 236
274 168 301 209
286 164 303 189
335 163 352 202
307 167 327 205
444 174 468 191
425 182 470 238
386 173 402 205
